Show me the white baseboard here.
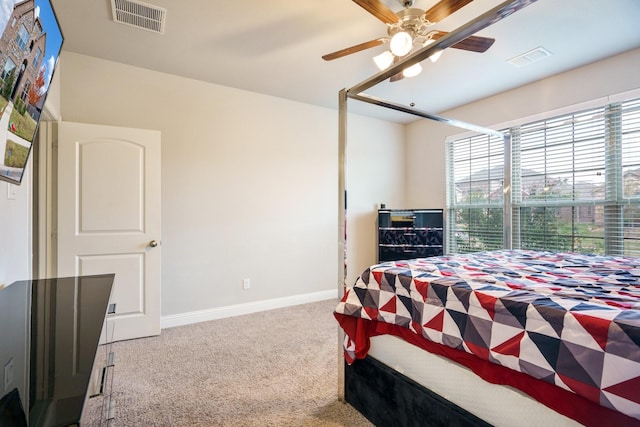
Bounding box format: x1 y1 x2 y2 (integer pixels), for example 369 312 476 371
160 288 338 329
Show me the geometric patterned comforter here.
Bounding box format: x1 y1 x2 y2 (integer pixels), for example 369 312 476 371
334 250 640 423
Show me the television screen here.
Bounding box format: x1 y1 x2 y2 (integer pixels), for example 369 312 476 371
0 0 62 185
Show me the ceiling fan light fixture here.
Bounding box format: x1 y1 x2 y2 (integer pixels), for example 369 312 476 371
429 49 443 63
373 51 394 70
403 63 422 78
421 38 442 63
390 31 413 56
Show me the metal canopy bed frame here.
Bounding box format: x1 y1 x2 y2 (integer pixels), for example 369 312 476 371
335 0 638 425
337 0 525 294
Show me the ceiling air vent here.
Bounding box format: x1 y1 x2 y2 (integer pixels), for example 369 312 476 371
110 0 167 34
507 46 552 68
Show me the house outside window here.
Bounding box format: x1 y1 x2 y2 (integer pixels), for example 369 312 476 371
446 96 640 257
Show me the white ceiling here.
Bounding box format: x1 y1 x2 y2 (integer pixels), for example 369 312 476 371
49 0 640 123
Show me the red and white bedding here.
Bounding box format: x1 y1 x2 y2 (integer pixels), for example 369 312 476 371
334 250 640 426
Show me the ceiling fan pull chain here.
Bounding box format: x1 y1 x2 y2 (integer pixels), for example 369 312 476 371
410 81 416 108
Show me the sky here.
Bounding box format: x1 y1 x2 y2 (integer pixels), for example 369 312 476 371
0 0 63 92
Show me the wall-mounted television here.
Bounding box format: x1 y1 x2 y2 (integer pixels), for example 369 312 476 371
0 0 62 185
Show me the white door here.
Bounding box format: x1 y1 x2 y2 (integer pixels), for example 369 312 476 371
56 121 161 341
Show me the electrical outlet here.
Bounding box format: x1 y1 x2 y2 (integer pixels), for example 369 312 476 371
4 358 14 392
242 278 250 290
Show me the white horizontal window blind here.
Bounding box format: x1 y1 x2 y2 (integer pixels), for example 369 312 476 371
446 133 504 253
446 96 640 256
516 106 607 253
618 98 640 255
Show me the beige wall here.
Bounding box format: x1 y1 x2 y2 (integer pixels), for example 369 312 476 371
345 114 405 287
0 164 31 286
405 48 640 211
58 52 404 317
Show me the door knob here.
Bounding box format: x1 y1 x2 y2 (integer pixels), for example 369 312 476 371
149 240 158 248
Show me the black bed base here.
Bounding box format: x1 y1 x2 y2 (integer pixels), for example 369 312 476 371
345 356 492 427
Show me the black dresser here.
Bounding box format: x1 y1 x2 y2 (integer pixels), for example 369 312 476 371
0 275 115 426
378 209 444 262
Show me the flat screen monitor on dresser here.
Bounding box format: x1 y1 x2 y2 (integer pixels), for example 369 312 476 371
0 275 114 427
0 0 64 186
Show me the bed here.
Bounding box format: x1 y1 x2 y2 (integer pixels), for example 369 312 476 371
333 1 639 425
334 250 640 426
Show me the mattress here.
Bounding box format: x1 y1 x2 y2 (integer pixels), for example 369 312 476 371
334 250 640 426
368 334 580 426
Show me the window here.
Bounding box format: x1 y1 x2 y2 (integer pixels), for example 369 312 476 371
33 47 42 68
16 24 29 51
1 58 16 81
446 96 640 257
20 79 30 102
514 107 607 254
618 98 640 254
446 133 505 252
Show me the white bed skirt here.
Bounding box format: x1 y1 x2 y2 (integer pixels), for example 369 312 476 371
368 335 581 427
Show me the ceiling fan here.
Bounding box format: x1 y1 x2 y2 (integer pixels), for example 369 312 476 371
322 0 496 79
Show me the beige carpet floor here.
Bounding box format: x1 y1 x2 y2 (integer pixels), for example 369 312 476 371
82 298 373 427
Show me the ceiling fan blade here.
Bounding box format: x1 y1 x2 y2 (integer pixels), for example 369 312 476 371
322 38 386 61
424 0 473 23
352 0 399 24
429 30 495 53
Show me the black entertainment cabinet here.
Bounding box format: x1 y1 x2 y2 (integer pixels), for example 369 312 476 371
0 275 116 426
378 209 444 262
